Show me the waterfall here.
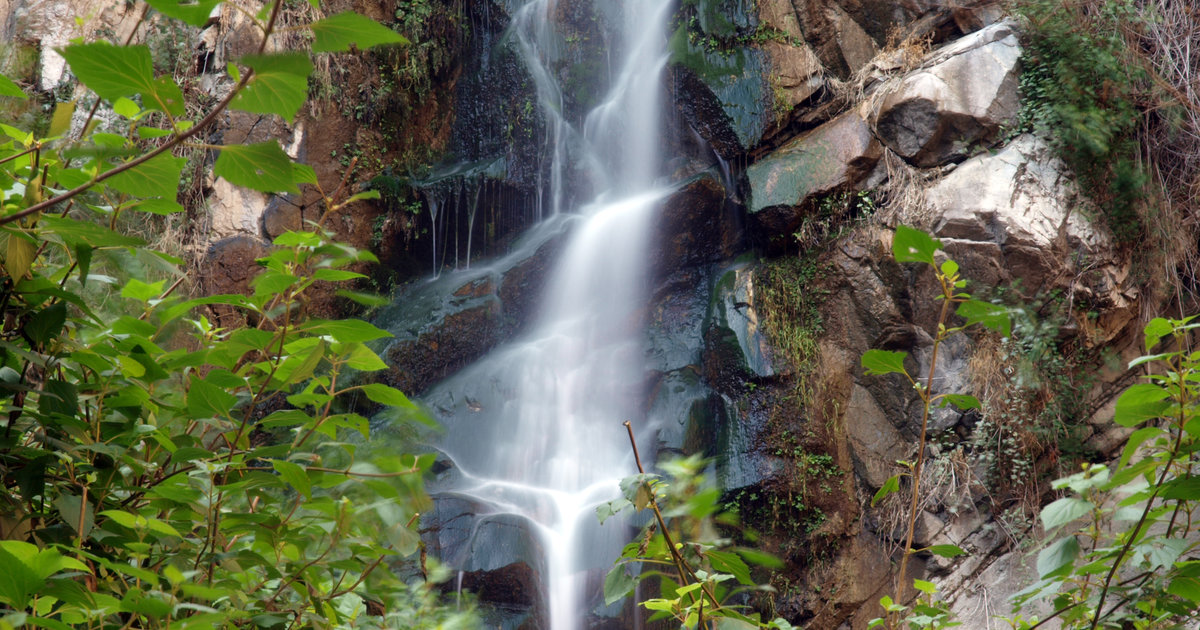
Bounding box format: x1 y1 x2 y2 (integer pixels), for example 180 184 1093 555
420 0 673 627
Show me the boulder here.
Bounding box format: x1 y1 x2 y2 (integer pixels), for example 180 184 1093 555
746 107 883 234
197 235 269 328
926 134 1135 336
873 21 1020 167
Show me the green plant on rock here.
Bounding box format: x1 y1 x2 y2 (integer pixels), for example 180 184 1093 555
864 225 1012 629
1014 0 1149 245
1006 315 1200 629
0 1 473 628
598 424 793 629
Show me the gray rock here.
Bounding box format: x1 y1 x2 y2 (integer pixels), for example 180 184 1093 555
926 134 1135 336
873 21 1021 167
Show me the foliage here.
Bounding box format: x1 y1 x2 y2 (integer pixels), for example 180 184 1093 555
1005 315 1200 629
1014 0 1149 245
0 1 473 628
864 225 1012 629
598 426 793 629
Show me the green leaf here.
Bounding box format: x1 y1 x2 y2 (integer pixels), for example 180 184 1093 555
60 43 155 101
2 229 37 280
912 579 937 595
1037 536 1080 578
113 97 140 119
361 383 415 409
0 73 27 99
214 142 298 193
48 100 76 138
313 269 366 282
0 541 84 610
273 460 312 499
956 299 1012 336
231 53 312 123
121 278 166 302
1113 383 1172 427
872 474 902 507
143 0 222 27
940 393 981 410
310 13 409 53
1040 497 1093 530
147 76 186 116
735 547 785 569
53 492 93 538
1118 426 1164 470
1142 317 1173 351
603 565 636 606
861 349 907 376
1168 576 1200 604
707 549 752 585
25 303 67 347
302 319 391 343
39 216 144 247
892 224 942 265
293 163 317 185
925 544 966 559
336 289 389 307
1160 477 1200 500
342 343 387 371
107 153 186 199
187 374 237 419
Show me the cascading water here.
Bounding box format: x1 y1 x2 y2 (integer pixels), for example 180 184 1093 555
419 0 674 626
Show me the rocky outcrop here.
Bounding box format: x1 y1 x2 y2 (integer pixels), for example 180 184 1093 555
746 108 883 233
374 217 570 395
928 135 1133 323
872 21 1021 167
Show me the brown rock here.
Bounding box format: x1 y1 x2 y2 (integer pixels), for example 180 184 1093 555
197 235 269 328
650 174 738 278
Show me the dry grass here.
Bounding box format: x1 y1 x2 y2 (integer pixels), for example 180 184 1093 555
1128 0 1200 306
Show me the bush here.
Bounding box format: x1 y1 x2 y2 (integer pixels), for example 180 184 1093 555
0 1 472 627
1015 0 1150 245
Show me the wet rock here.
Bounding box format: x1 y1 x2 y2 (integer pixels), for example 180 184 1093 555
702 263 777 393
375 218 570 395
650 174 741 278
746 108 882 235
872 21 1021 167
646 367 714 456
669 20 771 155
422 497 545 610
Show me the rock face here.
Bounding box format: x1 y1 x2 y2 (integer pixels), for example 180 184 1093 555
746 107 883 232
928 135 1131 313
872 21 1021 167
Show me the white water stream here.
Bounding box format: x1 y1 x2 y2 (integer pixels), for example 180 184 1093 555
422 1 673 627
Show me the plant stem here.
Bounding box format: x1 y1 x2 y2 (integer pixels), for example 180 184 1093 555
895 278 952 597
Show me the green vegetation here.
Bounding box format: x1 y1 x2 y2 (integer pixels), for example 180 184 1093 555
1007 315 1200 628
1015 0 1149 245
863 226 1013 629
0 2 471 627
598 432 794 629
